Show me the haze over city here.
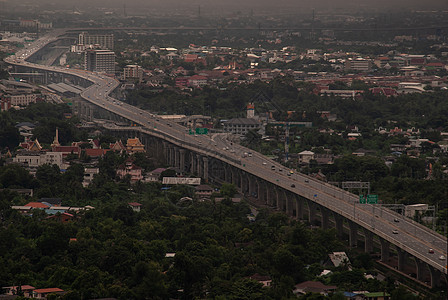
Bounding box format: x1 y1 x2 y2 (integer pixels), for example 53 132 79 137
0 0 447 298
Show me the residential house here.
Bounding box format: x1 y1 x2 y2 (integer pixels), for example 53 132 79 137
116 159 143 182
83 168 99 187
128 202 142 212
195 185 214 199
326 252 352 270
24 202 50 209
298 150 315 164
38 198 62 206
352 148 375 157
46 212 74 223
31 288 64 298
145 167 166 182
188 75 208 87
2 285 35 297
293 281 337 296
249 274 272 287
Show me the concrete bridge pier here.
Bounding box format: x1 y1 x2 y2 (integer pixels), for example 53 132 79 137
190 153 197 175
197 155 204 178
248 175 257 197
306 199 317 224
230 167 239 188
179 149 186 173
173 147 180 170
257 179 266 204
428 266 442 288
363 228 374 253
348 221 358 247
415 258 426 282
202 157 209 182
224 165 230 183
333 213 344 238
295 196 304 219
320 206 331 229
396 247 407 272
380 239 390 262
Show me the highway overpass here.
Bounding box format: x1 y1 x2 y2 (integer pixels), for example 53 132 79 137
5 30 447 289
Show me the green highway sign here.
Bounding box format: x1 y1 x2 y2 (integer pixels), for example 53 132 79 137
367 194 378 204
195 128 208 135
359 194 378 204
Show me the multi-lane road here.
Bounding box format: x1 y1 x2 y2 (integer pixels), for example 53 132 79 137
6 30 447 278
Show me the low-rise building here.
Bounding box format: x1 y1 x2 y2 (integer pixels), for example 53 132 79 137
13 151 63 169
116 159 143 182
223 118 261 135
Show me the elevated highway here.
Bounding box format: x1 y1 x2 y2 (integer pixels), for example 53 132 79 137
5 30 447 289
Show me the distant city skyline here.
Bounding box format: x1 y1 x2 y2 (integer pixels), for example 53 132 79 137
3 0 448 15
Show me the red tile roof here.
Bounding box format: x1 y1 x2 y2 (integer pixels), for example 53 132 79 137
128 202 142 207
25 202 49 208
52 146 80 153
33 288 64 294
85 148 109 157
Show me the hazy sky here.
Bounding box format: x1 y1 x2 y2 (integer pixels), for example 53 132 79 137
13 0 448 10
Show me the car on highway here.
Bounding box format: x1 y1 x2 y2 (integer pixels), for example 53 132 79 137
392 230 398 234
439 255 446 260
428 249 434 254
394 218 399 222
291 184 295 188
271 166 275 170
262 162 267 165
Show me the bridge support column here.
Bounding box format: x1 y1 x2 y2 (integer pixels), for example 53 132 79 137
174 147 180 170
333 214 344 238
248 176 256 197
396 247 407 272
285 192 293 216
280 190 288 212
428 265 441 288
179 149 186 173
197 156 203 178
415 258 426 282
202 157 209 182
320 207 330 229
295 196 303 219
380 239 390 262
191 154 197 175
307 199 317 224
273 187 280 209
348 221 358 248
162 142 169 164
224 165 230 183
363 229 374 253
231 168 239 188
257 179 265 203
